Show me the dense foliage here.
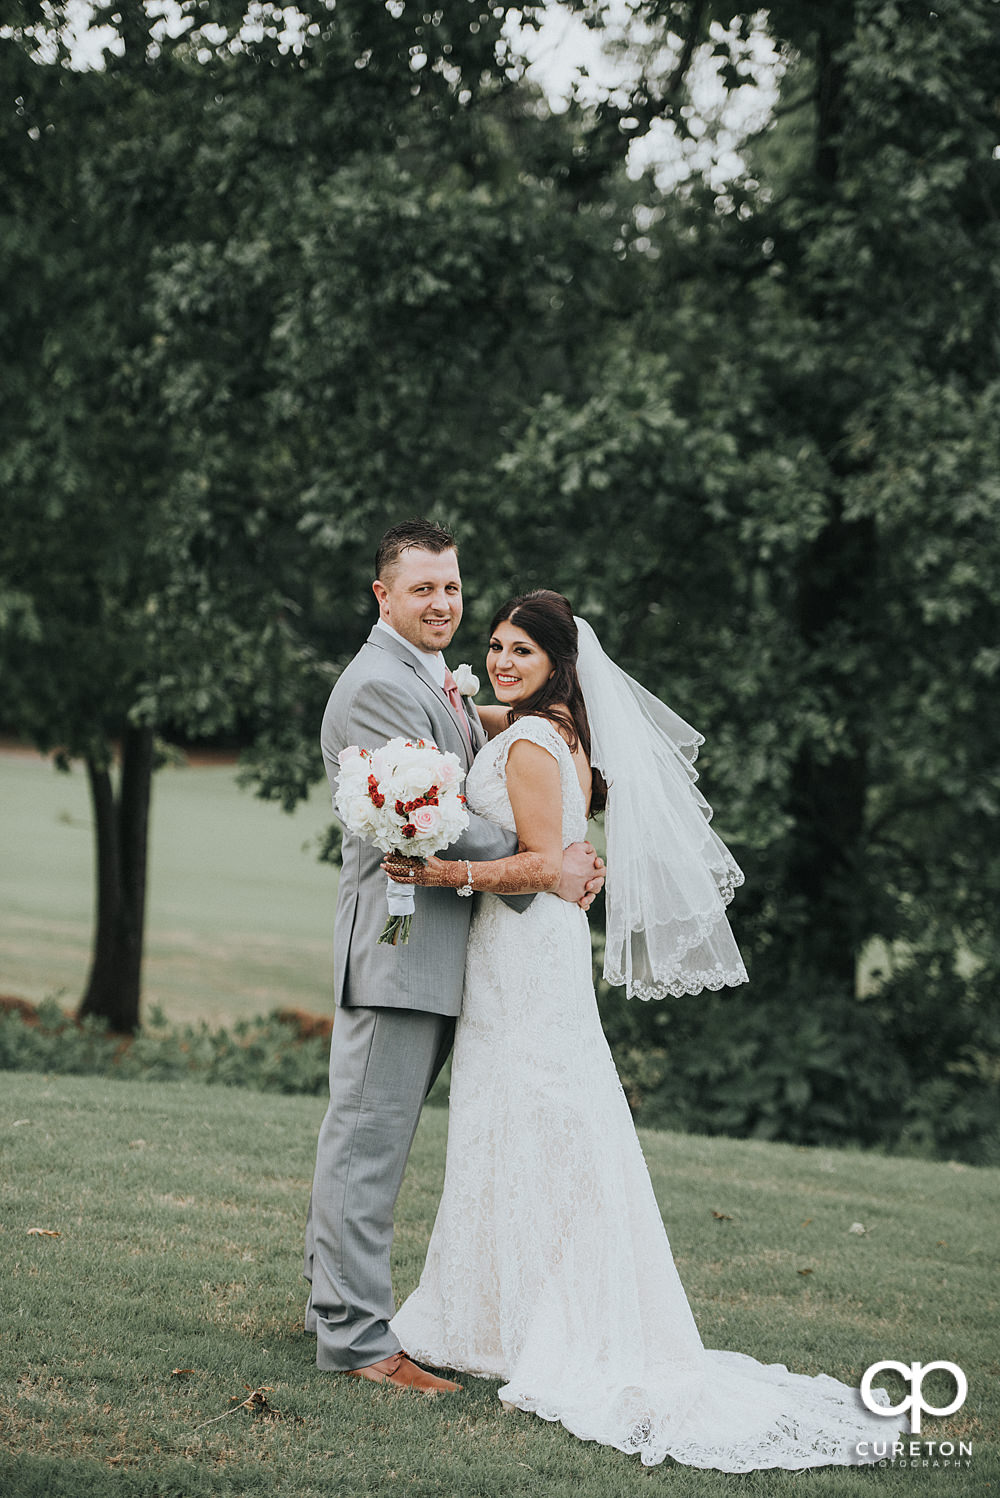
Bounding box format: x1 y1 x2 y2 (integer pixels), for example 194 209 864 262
0 1000 333 1095
2 0 997 1156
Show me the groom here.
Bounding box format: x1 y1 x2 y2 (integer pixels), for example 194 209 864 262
304 519 605 1393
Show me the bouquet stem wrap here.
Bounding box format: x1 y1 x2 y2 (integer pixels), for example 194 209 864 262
381 875 416 946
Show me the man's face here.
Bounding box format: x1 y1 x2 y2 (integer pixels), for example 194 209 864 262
372 546 463 653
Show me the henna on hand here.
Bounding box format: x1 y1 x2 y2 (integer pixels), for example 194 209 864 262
464 851 561 894
382 850 560 894
381 855 460 888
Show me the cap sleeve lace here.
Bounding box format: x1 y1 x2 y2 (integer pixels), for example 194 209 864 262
495 715 566 770
464 715 588 848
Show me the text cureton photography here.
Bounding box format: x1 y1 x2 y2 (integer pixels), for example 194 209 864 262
855 1440 973 1471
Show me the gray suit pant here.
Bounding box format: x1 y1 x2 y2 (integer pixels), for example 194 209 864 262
303 1005 454 1371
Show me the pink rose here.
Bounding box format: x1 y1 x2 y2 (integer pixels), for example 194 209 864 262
436 758 458 789
338 745 363 766
410 805 440 834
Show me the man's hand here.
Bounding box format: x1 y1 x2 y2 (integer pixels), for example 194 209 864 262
556 841 606 911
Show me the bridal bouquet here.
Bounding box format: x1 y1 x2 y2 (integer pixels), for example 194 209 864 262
335 737 469 946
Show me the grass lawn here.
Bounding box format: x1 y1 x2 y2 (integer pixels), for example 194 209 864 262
1 1071 996 1497
0 750 338 1027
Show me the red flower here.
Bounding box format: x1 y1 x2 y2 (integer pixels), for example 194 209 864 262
401 823 417 838
368 775 385 809
394 789 439 815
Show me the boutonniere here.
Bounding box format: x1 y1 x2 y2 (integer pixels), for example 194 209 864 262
453 663 480 697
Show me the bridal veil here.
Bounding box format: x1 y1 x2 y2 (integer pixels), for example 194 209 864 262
574 616 748 1000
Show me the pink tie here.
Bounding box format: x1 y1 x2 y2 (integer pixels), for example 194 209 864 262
443 668 472 749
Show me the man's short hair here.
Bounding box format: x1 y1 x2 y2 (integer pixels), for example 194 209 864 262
375 519 458 583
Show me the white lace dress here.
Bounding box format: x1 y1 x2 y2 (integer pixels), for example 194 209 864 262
390 717 899 1470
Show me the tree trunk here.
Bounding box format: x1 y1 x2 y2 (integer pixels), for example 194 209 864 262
815 24 845 185
786 502 875 992
779 2 870 993
78 726 155 1033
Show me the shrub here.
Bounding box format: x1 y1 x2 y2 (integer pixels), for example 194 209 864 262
594 931 1000 1164
0 1001 332 1096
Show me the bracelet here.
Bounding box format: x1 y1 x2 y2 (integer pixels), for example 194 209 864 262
456 860 474 897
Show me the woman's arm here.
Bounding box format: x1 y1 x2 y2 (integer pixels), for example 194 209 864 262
474 704 509 739
383 739 565 895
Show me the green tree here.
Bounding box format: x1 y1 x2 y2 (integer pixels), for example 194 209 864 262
0 0 604 1031
137 15 630 728
472 0 1000 1156
4 0 997 1164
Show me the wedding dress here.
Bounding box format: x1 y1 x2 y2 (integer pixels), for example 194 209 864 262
390 716 898 1470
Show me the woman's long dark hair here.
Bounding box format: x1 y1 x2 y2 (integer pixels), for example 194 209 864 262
489 589 608 814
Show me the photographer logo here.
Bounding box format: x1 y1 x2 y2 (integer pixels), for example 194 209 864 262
860 1360 967 1435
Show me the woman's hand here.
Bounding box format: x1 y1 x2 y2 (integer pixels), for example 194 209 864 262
381 853 456 888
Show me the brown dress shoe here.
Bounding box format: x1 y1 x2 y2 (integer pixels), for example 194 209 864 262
344 1351 460 1395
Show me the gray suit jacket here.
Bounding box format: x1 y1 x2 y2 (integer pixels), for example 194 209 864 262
320 626 526 1018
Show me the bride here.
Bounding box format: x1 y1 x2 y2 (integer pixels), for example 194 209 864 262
382 589 899 1471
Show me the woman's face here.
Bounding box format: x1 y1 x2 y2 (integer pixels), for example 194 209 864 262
486 619 554 707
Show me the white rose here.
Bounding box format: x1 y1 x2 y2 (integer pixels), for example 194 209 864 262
369 747 395 781
389 765 431 801
336 762 368 799
345 794 376 828
454 663 480 696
